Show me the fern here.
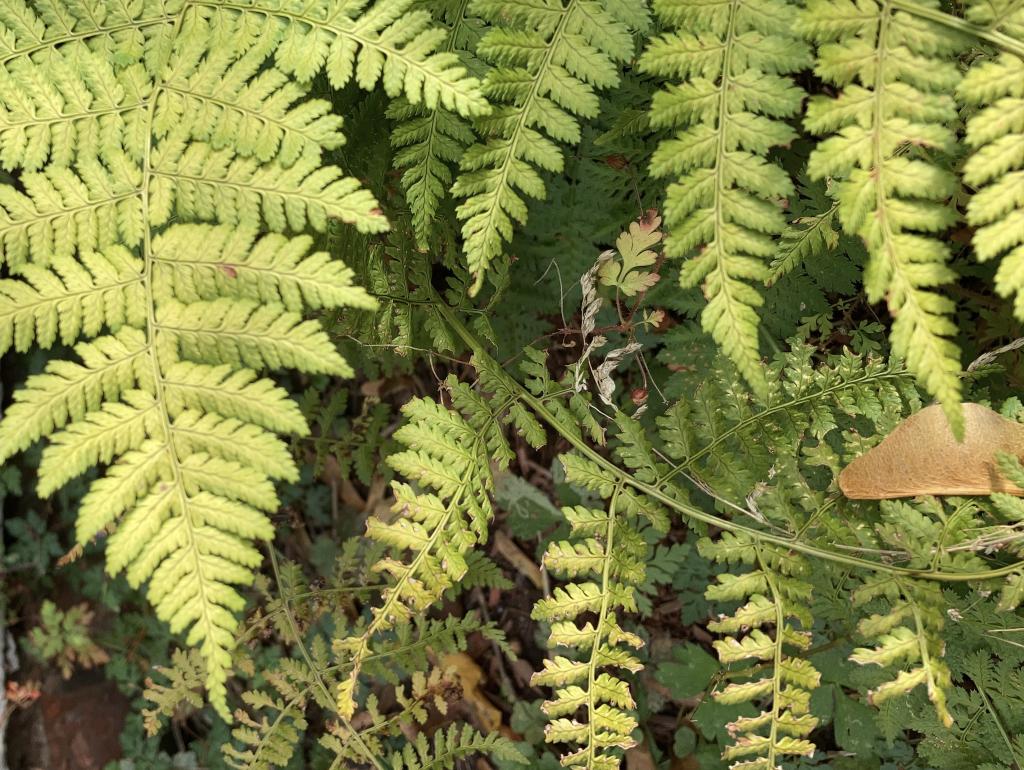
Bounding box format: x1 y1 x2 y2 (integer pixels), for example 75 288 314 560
452 0 646 291
850 573 954 727
639 0 809 398
333 371 515 717
960 1 1024 321
531 489 646 770
0 0 487 718
388 0 484 246
798 0 965 431
700 535 820 769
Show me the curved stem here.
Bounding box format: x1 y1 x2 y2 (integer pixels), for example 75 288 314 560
433 300 1024 583
890 0 1024 60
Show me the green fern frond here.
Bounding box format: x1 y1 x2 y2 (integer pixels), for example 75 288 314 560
959 0 1024 320
798 0 965 432
0 40 145 171
530 463 646 770
639 0 809 398
0 246 144 354
850 576 954 727
218 0 491 114
388 0 483 246
387 724 526 770
768 187 841 284
0 159 144 268
152 225 375 312
142 648 207 736
452 0 640 291
333 374 514 718
700 535 820 769
0 1 404 718
149 143 388 234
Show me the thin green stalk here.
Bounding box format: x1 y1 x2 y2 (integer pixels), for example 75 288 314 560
267 547 386 770
433 299 1024 583
890 0 1024 60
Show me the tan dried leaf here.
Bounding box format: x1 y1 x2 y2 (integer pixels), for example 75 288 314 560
839 403 1024 499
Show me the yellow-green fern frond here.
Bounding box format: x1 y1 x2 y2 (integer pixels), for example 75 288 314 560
388 0 484 246
0 247 144 354
148 143 388 234
531 502 643 770
639 0 809 398
0 40 145 171
152 225 375 312
0 159 144 268
959 0 1024 320
799 0 964 432
699 535 820 769
210 0 491 115
849 574 953 727
0 1 405 718
334 374 515 718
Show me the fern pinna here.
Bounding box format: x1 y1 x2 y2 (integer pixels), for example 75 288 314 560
0 0 487 717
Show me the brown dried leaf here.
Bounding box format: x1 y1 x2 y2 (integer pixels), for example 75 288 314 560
839 403 1024 499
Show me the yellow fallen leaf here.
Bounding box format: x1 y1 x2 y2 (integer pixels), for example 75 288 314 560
439 652 503 734
839 403 1024 499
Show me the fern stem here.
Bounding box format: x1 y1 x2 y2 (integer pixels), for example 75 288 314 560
267 546 387 770
432 299 1024 583
890 0 1024 60
976 680 1022 769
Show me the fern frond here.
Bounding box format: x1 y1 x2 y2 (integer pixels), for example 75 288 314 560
0 246 144 354
799 0 964 431
387 724 526 770
0 2 390 718
205 0 490 115
850 576 954 727
452 0 640 291
959 0 1024 321
152 224 375 312
388 0 483 245
0 40 145 171
0 159 143 268
142 648 207 736
530 455 647 770
149 143 388 234
333 373 515 718
155 25 345 167
700 535 820 769
639 0 809 398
